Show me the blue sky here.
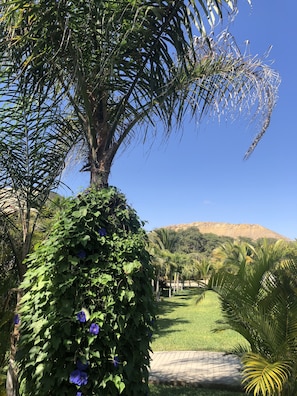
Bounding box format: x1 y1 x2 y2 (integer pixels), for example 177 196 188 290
58 1 297 240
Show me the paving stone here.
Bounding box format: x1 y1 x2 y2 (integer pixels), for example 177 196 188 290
149 351 243 390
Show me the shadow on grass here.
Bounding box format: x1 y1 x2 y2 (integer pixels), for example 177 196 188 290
177 287 206 300
149 384 244 396
154 288 203 339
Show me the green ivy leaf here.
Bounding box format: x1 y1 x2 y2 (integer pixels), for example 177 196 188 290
123 261 141 275
72 207 88 218
80 234 91 246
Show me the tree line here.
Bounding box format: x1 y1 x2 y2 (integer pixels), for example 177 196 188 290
150 227 297 395
148 226 286 292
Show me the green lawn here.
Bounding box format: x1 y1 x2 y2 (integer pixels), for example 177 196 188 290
152 288 248 352
149 384 244 395
150 289 248 395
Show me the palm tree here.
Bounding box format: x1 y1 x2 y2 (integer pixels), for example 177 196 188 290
149 228 178 253
0 83 77 281
0 78 74 384
209 240 297 395
182 254 202 286
148 229 178 298
170 252 188 293
0 80 76 394
197 257 213 284
212 240 254 274
0 0 280 189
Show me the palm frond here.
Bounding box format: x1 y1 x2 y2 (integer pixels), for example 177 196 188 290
176 32 281 157
0 64 82 277
211 242 297 394
242 352 291 396
0 0 278 178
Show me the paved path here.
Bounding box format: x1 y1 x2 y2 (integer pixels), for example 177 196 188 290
149 351 243 390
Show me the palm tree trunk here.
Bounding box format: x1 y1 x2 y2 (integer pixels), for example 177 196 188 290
89 148 115 189
155 270 161 302
87 107 120 188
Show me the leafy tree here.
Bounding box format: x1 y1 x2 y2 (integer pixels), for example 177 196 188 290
174 227 208 254
203 233 235 257
238 236 255 245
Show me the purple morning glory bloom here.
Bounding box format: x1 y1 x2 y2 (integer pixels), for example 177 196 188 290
113 356 120 368
76 360 88 371
77 311 87 323
98 228 107 236
89 323 100 335
13 314 20 325
69 369 88 386
77 250 86 259
76 392 82 396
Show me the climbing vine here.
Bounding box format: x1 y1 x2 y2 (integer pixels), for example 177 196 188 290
17 187 156 395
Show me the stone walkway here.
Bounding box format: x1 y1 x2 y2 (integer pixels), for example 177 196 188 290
149 351 243 390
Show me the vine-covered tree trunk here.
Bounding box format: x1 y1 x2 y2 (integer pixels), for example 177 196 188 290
17 188 156 395
6 289 22 396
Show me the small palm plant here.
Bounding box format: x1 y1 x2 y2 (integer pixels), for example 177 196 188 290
209 240 297 396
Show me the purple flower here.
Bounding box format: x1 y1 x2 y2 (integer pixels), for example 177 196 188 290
69 369 88 386
89 323 100 335
77 311 87 323
76 360 88 371
76 392 83 396
77 250 86 259
98 228 107 236
113 356 120 368
13 314 20 325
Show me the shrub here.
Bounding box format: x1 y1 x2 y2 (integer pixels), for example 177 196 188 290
17 187 156 395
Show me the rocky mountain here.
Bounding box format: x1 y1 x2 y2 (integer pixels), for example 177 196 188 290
165 222 291 241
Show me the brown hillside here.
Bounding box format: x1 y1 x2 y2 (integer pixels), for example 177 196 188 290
164 222 290 241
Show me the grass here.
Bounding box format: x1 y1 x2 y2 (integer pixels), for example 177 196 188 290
149 384 244 395
152 288 248 352
150 289 248 394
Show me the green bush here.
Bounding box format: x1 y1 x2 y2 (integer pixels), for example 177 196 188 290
17 187 156 395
